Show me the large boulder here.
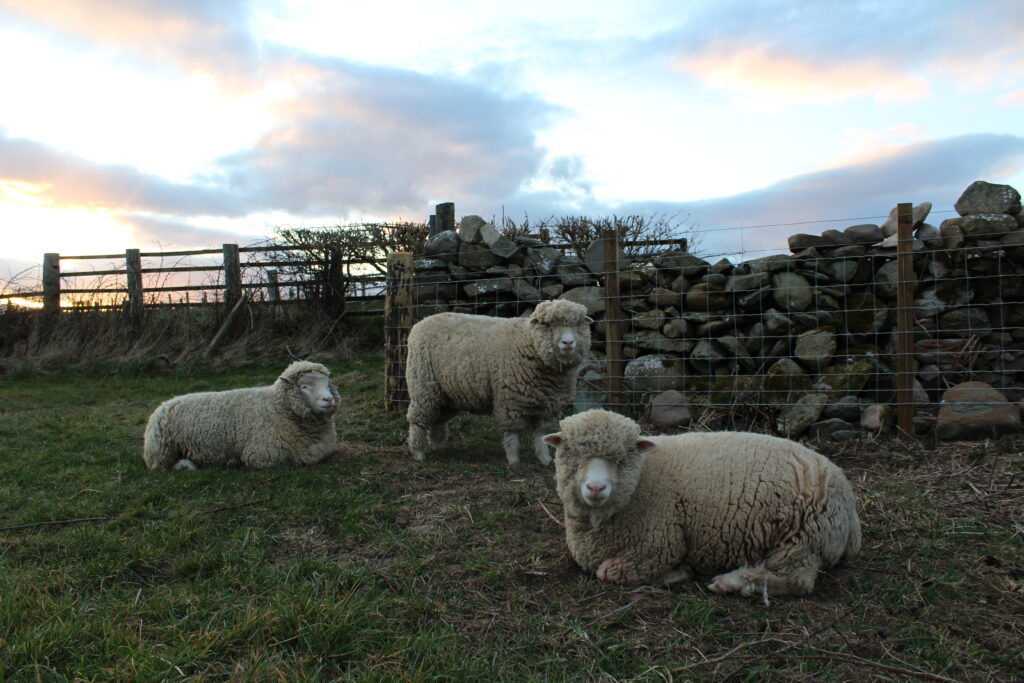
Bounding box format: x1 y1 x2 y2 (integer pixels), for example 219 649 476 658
422 230 461 261
559 286 606 316
954 181 1022 217
646 390 692 429
625 355 687 393
936 382 1022 440
771 272 813 312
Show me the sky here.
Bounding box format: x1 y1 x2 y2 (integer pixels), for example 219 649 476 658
1 0 1023 287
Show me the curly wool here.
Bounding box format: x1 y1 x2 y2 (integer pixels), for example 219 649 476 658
551 409 861 597
143 360 339 471
406 299 591 464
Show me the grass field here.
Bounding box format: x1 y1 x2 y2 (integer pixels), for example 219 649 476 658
1 353 1022 681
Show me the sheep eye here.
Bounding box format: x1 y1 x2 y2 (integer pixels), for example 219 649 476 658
300 384 310 391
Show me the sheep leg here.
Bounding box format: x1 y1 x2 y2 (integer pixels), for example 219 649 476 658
708 560 820 598
655 564 694 586
596 555 674 585
501 432 521 465
429 421 449 450
408 423 431 462
532 432 553 466
174 458 198 471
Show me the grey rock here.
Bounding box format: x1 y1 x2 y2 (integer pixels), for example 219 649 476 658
937 381 1022 439
574 370 606 413
954 180 1022 217
458 243 501 269
777 393 829 437
584 238 627 276
413 257 450 270
940 219 965 249
725 271 770 294
514 279 542 302
832 244 868 258
843 224 883 244
458 216 487 244
653 250 709 277
648 286 680 308
559 286 606 316
690 338 726 373
718 335 756 370
946 214 1018 238
634 309 667 331
463 277 514 300
748 254 799 274
525 247 562 276
860 404 895 432
540 284 565 299
771 272 813 312
794 327 836 372
823 396 863 422
685 282 729 311
422 230 461 262
938 307 992 339
646 390 692 429
880 201 932 237
788 234 834 252
625 355 687 393
807 418 859 442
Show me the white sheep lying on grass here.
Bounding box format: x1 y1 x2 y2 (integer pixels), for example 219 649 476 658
405 299 592 465
545 409 861 598
143 360 339 471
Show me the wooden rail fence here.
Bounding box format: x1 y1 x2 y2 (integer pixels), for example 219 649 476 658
1 243 389 317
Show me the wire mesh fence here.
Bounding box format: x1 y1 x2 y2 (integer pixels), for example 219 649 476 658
385 194 1024 439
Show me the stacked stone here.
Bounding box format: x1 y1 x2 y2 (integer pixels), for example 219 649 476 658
408 180 1024 440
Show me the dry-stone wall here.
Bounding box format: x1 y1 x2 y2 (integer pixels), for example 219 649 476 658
409 180 1024 441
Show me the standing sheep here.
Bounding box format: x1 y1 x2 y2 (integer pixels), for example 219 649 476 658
544 409 861 598
143 360 340 471
406 299 592 465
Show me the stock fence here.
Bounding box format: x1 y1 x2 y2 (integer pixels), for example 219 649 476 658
383 200 1024 441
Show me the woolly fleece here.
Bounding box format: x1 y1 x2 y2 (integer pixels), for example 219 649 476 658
143 360 339 470
406 299 592 464
550 409 861 597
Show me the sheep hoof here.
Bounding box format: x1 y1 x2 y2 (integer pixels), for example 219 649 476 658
174 459 198 471
411 450 426 462
596 557 626 582
707 569 752 595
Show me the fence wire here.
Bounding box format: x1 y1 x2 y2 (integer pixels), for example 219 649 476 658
384 213 1024 435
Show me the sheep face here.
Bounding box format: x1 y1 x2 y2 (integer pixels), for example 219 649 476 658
545 424 657 517
280 371 339 418
527 301 593 368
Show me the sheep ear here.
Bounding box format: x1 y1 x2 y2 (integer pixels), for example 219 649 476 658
278 376 294 385
542 433 562 448
529 317 539 325
584 316 594 324
635 439 657 454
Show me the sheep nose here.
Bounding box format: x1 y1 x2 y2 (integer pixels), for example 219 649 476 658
586 483 606 495
561 339 575 350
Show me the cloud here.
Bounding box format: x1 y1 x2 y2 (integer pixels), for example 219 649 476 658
606 133 1024 257
120 214 261 250
0 0 263 88
662 0 1024 104
214 59 558 217
0 128 244 216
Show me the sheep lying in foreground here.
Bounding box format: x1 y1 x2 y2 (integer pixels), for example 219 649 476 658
143 360 339 471
545 409 861 598
406 299 592 465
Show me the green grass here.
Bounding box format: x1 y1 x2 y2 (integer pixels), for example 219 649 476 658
2 354 1023 681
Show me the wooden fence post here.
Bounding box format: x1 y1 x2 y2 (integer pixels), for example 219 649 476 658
222 243 241 307
895 202 916 438
125 248 143 323
42 252 60 315
384 251 414 410
435 202 455 234
267 269 282 318
601 229 624 411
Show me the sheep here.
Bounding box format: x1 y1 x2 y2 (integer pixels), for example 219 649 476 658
544 409 861 598
405 299 593 465
143 360 339 471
